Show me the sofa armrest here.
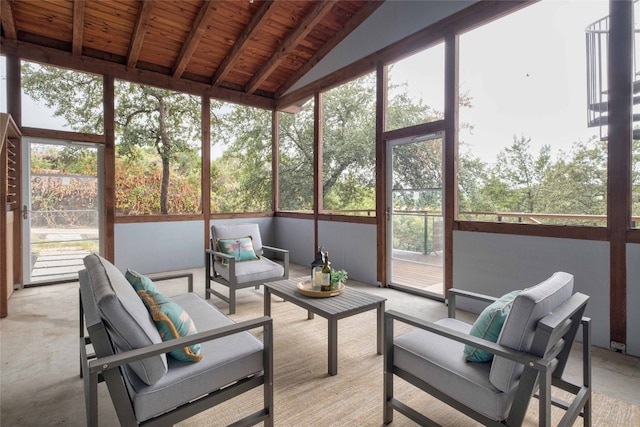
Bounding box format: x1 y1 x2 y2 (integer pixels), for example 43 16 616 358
150 272 194 293
88 315 272 375
447 288 498 319
384 310 548 369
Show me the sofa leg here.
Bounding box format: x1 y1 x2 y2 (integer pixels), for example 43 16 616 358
229 289 236 315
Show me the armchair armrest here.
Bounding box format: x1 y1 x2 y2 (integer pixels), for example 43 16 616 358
262 245 288 255
447 288 498 319
88 316 272 375
385 310 550 370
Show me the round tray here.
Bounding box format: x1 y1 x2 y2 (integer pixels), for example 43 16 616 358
297 280 345 298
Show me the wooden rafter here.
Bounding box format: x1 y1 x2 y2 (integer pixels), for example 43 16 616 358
276 0 383 97
211 0 277 87
72 0 86 56
0 0 17 40
127 0 156 71
172 0 222 78
244 0 337 95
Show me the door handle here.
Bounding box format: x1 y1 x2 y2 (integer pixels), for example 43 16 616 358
22 205 28 220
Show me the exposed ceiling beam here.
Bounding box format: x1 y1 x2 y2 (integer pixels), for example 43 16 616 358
244 0 337 95
1 38 275 110
172 0 222 78
127 0 156 71
210 0 277 87
72 0 86 56
0 0 17 40
275 0 383 98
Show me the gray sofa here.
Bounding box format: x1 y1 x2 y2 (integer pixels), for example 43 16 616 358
79 253 273 426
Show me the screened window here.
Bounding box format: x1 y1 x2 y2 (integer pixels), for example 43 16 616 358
458 0 609 226
321 73 376 216
210 102 272 213
20 61 103 133
114 81 201 215
278 100 314 212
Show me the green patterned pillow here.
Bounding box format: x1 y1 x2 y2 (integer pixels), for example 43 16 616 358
464 290 521 362
215 236 260 266
125 269 159 293
137 290 203 362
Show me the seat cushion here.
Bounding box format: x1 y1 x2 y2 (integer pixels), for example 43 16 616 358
212 223 264 256
123 293 264 422
394 318 516 421
490 272 574 392
214 257 284 285
83 253 168 385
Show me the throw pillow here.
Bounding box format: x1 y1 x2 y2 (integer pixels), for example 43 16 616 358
137 290 203 362
125 269 159 293
464 290 522 362
215 236 260 266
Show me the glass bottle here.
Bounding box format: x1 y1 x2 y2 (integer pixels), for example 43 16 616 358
321 251 331 291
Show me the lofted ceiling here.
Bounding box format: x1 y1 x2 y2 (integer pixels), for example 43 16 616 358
0 0 383 108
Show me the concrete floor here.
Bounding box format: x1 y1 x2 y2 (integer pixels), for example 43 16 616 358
1 263 638 426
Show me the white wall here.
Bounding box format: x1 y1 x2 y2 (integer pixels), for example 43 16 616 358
274 217 315 267
627 243 640 356
114 220 204 274
452 231 613 352
287 0 477 94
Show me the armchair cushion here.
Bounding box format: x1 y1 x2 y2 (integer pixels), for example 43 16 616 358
83 253 167 386
490 272 574 392
125 269 159 293
394 317 517 421
215 236 260 266
214 257 284 284
137 290 203 362
464 290 521 362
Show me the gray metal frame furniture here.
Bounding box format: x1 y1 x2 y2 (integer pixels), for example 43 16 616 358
79 253 274 427
206 223 289 314
384 272 591 427
264 278 386 376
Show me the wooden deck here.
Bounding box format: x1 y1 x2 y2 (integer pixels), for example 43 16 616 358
391 255 444 295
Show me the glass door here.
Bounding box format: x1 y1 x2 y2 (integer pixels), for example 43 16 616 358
387 132 444 299
22 137 102 284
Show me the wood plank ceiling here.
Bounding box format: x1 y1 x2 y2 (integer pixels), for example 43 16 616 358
0 0 383 108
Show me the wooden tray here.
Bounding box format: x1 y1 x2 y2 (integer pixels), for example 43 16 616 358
297 280 345 298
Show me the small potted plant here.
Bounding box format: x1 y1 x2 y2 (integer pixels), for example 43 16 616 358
330 269 348 289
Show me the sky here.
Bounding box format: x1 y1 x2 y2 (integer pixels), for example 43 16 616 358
0 0 616 163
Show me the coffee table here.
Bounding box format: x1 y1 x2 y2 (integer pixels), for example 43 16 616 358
263 278 386 376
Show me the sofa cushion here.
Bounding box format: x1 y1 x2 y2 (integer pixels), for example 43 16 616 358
123 293 264 422
464 290 521 362
137 290 203 362
490 272 574 392
212 223 264 256
394 317 517 421
83 253 167 385
125 269 159 293
215 236 260 266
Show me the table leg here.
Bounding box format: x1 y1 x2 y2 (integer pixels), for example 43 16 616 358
328 317 338 376
308 310 314 320
377 301 385 355
264 287 271 316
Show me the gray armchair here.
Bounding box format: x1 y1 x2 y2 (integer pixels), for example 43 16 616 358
206 223 289 314
384 272 591 426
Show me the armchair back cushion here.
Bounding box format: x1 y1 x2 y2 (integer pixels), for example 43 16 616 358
83 253 168 385
212 223 264 256
489 272 574 392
